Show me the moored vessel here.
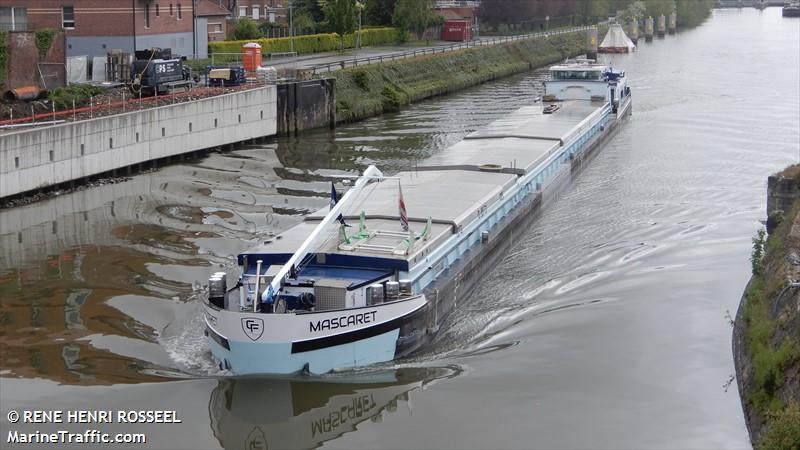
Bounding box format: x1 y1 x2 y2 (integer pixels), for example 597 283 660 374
203 59 633 375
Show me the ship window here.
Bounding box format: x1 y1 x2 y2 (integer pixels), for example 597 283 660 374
553 70 601 80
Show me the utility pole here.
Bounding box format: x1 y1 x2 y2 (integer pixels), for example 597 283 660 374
356 1 364 49
289 0 294 54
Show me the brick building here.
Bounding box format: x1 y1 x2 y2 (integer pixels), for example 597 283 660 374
0 1 196 58
233 0 287 24
196 0 232 44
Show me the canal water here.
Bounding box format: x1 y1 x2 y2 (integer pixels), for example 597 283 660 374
1 8 798 449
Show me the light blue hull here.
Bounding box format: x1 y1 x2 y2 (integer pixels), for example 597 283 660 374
209 328 401 375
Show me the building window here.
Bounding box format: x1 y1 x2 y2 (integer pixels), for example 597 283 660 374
252 6 260 20
211 23 222 33
239 6 246 17
170 3 174 15
62 6 75 29
156 3 160 16
177 3 182 19
0 7 28 31
144 3 150 28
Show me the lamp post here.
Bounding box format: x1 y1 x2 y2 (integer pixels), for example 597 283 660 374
355 1 364 49
289 0 294 53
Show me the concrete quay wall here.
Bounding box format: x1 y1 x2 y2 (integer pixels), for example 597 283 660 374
0 85 278 199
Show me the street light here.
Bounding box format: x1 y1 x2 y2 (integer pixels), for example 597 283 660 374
289 0 294 54
355 1 365 49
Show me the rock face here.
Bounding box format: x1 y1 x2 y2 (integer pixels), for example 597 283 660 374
733 166 800 447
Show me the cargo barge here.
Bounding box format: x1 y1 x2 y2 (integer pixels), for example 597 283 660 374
203 59 632 374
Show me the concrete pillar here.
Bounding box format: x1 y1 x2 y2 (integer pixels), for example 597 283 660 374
586 28 598 60
628 20 640 44
668 12 677 34
645 17 654 42
657 14 666 37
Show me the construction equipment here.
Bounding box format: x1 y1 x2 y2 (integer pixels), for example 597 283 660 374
129 48 193 96
206 66 247 88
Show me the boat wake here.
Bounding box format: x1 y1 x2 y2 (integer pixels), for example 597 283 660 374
159 290 230 377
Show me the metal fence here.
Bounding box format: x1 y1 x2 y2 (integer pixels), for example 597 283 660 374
310 26 595 75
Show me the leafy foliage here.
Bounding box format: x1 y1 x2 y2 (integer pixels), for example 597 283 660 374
333 30 585 122
757 403 800 450
364 0 396 26
210 27 396 55
48 84 104 109
0 31 7 92
752 228 766 277
392 0 435 42
233 18 261 40
34 28 57 60
675 0 715 27
295 0 326 23
324 0 358 50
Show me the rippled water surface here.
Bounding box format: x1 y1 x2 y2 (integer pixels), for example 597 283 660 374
2 8 799 449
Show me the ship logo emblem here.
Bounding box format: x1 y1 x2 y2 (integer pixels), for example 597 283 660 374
241 317 264 341
245 426 267 450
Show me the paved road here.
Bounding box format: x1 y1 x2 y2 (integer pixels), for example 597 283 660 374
264 41 457 70
261 27 594 75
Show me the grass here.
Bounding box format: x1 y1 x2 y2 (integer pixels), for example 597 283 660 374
48 84 105 109
757 403 800 450
743 198 800 448
332 31 586 123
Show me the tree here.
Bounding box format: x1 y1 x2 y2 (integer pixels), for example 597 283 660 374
364 0 396 26
295 0 326 23
233 18 260 40
392 0 434 42
324 0 358 50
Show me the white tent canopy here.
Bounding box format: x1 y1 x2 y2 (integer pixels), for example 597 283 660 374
599 24 636 52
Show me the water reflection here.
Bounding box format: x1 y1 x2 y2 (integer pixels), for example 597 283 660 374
209 367 459 450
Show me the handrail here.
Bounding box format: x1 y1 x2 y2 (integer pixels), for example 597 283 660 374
265 164 385 300
310 26 595 75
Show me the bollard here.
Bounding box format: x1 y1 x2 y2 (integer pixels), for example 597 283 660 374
645 17 654 42
657 14 666 38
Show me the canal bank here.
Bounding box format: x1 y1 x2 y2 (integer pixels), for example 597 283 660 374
332 30 589 123
733 166 800 448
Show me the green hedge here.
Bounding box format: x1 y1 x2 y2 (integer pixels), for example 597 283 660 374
209 27 397 55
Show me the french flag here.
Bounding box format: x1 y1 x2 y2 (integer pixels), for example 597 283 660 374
399 184 409 231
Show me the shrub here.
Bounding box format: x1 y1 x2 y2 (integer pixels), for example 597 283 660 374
757 403 800 450
49 84 104 109
233 18 260 40
35 28 57 60
209 27 396 55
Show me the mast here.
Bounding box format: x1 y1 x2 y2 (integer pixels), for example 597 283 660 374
263 165 384 300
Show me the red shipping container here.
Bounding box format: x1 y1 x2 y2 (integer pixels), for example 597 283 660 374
442 20 471 42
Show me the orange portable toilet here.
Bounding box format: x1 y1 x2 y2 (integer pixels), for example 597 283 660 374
242 43 262 72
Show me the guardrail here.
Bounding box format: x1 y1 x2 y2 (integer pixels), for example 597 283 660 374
310 26 595 75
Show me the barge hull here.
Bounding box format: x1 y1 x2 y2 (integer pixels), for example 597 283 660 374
402 96 632 355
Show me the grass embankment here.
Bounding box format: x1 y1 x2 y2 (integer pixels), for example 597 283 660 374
332 31 585 123
742 186 800 449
